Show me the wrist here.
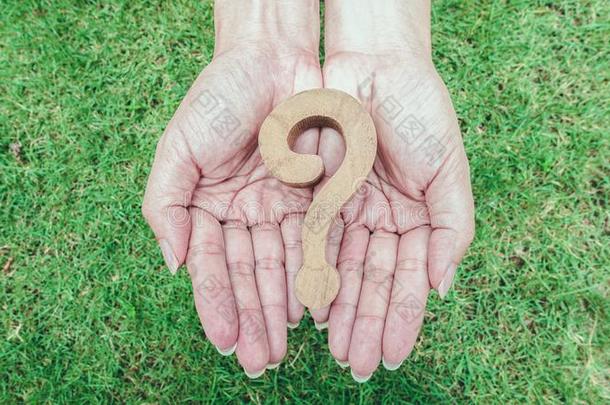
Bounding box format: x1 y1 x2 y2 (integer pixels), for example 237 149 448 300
214 0 320 58
324 0 432 61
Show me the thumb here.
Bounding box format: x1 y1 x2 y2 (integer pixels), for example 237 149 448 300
142 124 199 274
426 149 475 298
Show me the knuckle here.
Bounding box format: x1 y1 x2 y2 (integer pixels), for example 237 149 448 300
255 258 284 272
283 237 302 250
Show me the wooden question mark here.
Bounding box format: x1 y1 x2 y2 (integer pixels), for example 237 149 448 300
258 89 377 309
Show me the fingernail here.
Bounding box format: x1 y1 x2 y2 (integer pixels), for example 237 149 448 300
287 321 299 329
438 263 457 299
314 321 328 331
382 356 403 371
335 358 349 369
215 342 236 356
159 239 179 274
350 369 372 383
266 362 281 370
244 368 265 379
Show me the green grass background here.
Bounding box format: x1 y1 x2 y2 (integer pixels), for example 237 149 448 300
1 0 608 403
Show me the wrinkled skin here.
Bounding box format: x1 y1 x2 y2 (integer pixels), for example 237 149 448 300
143 45 474 379
142 46 321 374
307 53 475 379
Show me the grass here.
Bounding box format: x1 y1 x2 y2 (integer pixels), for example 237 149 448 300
1 0 608 402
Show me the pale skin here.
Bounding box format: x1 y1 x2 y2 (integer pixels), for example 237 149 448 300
142 0 474 381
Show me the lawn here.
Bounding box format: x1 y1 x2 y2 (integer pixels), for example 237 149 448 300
1 0 608 403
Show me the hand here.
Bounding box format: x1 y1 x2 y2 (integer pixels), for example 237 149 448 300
142 1 321 377
310 1 475 381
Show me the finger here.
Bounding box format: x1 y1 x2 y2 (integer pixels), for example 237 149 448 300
251 223 287 366
328 225 369 366
281 214 305 327
309 219 344 328
426 149 475 298
187 208 238 352
382 227 430 370
348 231 399 381
142 126 199 273
222 220 269 377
